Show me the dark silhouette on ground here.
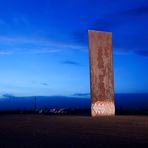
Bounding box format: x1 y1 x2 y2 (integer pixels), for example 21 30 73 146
1 94 148 112
0 108 148 115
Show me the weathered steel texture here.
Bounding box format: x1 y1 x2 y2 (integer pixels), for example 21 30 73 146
88 30 115 116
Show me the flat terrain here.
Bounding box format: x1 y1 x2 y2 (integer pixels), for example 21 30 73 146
0 115 148 148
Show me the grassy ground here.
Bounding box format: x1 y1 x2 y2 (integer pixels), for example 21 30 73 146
0 115 148 148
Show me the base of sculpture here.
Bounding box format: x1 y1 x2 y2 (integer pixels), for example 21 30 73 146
91 100 115 116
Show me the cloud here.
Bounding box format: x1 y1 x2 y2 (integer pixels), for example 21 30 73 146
19 48 61 54
73 93 90 97
135 50 148 57
120 5 148 16
0 2 148 57
61 61 81 66
72 19 113 45
0 51 13 55
40 83 48 86
72 4 148 56
0 35 86 55
31 81 49 86
2 94 16 98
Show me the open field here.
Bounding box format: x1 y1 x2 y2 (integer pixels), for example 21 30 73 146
0 115 148 148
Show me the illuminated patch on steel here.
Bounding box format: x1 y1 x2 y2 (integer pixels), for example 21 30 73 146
91 101 115 116
92 102 105 114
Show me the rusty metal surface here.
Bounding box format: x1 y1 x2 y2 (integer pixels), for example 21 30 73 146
88 30 115 116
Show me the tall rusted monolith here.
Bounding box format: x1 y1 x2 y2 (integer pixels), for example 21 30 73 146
88 30 115 116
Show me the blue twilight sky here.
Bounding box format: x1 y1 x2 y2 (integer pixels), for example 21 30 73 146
0 0 148 100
